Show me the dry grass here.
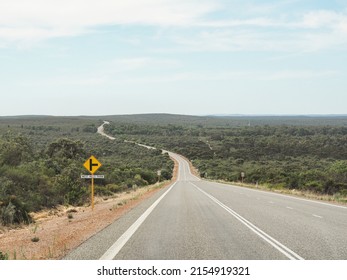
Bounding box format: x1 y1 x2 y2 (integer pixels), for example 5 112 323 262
215 180 347 205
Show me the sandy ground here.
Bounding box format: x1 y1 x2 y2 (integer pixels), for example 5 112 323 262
0 159 178 260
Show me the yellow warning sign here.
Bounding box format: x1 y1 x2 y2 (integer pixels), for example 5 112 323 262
83 155 102 174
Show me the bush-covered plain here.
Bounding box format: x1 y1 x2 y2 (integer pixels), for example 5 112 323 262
0 116 173 225
104 115 347 198
2 114 347 226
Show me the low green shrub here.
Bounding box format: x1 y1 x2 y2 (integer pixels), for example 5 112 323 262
0 251 8 260
0 197 32 226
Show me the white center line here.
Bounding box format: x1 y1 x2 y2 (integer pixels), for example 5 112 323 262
286 207 294 210
191 182 304 260
313 214 323 219
269 201 275 204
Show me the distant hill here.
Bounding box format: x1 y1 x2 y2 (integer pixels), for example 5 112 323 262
99 114 347 127
1 113 347 127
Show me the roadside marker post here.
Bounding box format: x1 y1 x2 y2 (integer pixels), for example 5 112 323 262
82 156 103 211
241 172 245 184
157 170 161 182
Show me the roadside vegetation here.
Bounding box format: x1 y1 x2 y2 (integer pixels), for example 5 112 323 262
0 117 173 227
104 114 347 203
1 114 347 228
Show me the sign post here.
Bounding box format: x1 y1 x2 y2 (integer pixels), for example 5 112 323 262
157 170 161 182
241 172 245 184
83 156 102 210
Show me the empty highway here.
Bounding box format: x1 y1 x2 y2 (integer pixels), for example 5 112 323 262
65 151 347 260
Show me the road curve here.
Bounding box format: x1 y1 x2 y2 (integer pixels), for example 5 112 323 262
64 123 347 260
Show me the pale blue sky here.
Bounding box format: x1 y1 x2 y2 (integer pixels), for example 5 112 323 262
1 0 346 116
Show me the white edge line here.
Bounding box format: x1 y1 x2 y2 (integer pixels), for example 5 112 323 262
210 181 347 210
312 214 323 219
169 150 201 181
99 182 177 260
190 182 304 260
172 152 201 181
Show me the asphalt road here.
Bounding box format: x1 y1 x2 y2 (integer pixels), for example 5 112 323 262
64 151 347 260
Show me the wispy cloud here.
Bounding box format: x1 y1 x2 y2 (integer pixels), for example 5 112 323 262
20 56 182 87
257 70 338 81
22 75 109 87
29 69 336 87
301 10 347 29
111 57 181 71
1 0 347 55
194 18 280 28
0 0 345 65
0 0 217 44
170 9 347 53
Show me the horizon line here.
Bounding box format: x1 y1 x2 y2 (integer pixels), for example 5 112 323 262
1 113 347 118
